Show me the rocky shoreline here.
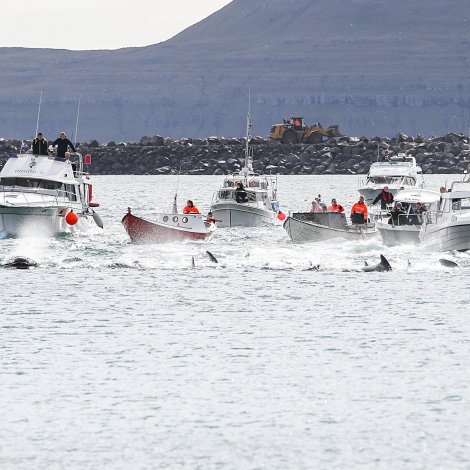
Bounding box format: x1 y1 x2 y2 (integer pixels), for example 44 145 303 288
1 133 469 175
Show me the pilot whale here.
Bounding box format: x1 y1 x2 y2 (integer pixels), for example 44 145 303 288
4 257 38 269
361 254 392 272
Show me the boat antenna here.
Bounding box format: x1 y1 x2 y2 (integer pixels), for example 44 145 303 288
244 88 253 171
35 90 43 138
73 94 81 148
172 165 182 214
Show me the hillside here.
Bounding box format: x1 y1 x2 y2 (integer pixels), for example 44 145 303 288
0 0 469 141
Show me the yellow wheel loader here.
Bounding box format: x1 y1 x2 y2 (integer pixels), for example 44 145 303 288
269 117 342 144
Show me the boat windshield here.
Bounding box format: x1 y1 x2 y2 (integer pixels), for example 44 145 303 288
218 189 257 202
0 177 78 201
0 177 62 190
367 176 416 185
223 179 267 190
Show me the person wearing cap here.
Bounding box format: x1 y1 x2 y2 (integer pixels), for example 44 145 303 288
32 132 48 155
372 186 394 209
350 195 368 224
51 131 76 159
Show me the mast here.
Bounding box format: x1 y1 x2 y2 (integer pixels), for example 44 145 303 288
74 95 81 148
244 88 253 172
35 90 43 137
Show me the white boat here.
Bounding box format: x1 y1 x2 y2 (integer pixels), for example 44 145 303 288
0 151 102 237
210 106 280 227
283 212 377 243
419 176 470 251
375 188 440 246
358 154 424 204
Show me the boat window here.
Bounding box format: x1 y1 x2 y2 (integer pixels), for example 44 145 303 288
163 216 169 222
65 184 77 201
182 217 188 223
460 198 470 210
0 177 62 190
402 177 416 185
172 216 178 222
218 190 235 200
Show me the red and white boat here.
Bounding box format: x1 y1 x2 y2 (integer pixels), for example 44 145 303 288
122 208 217 244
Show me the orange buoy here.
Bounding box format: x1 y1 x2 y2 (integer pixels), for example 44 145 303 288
277 211 286 221
65 211 79 225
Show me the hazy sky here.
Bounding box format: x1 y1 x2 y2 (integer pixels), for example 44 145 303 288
3 0 232 50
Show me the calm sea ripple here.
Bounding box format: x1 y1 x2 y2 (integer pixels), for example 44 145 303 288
1 175 469 469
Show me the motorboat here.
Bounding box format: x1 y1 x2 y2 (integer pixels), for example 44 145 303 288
122 208 216 244
283 211 377 243
0 151 102 237
375 188 440 246
358 154 424 204
419 176 470 251
210 106 281 227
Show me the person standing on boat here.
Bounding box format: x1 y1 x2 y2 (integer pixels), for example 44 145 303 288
328 198 344 213
371 186 394 209
32 132 49 155
235 182 248 203
183 200 200 214
52 131 76 158
350 196 368 224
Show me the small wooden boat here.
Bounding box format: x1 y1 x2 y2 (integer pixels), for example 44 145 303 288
283 212 377 243
122 208 216 244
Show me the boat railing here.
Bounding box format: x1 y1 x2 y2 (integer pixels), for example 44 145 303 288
422 211 442 225
387 213 425 227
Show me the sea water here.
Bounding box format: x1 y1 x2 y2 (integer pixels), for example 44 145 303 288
1 175 469 469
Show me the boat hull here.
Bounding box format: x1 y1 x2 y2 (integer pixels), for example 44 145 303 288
210 203 275 227
122 212 215 244
284 216 377 243
420 222 470 252
0 205 91 237
376 221 421 246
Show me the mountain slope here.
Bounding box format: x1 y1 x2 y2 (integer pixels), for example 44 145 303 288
0 0 469 141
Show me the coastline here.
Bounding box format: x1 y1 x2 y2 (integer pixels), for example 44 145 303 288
1 132 468 175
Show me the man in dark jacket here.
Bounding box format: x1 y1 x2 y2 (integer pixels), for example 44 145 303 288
372 186 394 209
32 132 48 155
52 131 76 158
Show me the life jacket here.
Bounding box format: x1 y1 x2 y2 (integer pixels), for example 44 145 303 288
183 206 200 214
351 202 368 219
381 189 393 202
328 204 344 213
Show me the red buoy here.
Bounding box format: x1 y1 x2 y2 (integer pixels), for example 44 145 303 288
277 211 286 221
65 211 79 225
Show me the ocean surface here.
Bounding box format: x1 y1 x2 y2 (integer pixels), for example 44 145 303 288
1 174 469 469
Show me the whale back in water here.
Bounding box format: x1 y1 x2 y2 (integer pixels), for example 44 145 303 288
4 257 38 269
361 254 392 272
439 258 459 268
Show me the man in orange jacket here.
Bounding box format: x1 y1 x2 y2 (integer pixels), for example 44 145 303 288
350 195 368 224
183 200 200 214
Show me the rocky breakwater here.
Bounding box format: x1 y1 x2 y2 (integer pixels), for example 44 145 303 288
1 133 469 175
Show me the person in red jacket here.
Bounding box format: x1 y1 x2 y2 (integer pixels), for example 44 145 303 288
372 186 394 209
350 196 368 224
183 200 200 214
328 198 344 213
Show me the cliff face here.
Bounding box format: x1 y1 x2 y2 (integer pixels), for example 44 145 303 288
0 0 469 141
1 133 469 176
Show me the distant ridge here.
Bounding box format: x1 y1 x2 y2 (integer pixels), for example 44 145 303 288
0 0 469 141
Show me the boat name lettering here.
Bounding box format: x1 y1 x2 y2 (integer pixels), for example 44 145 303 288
14 169 42 174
